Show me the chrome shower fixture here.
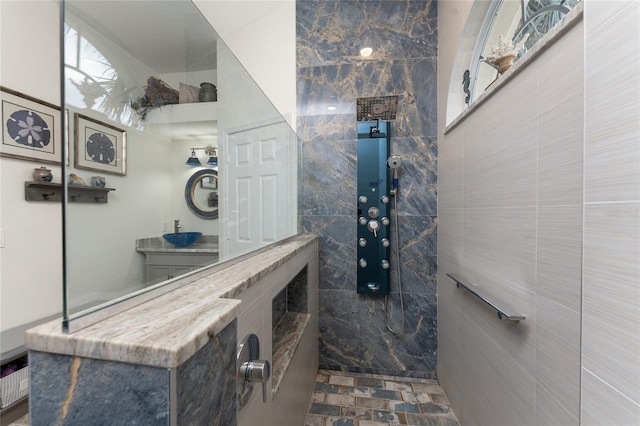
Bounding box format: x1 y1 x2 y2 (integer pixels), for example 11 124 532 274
356 95 400 121
387 155 402 194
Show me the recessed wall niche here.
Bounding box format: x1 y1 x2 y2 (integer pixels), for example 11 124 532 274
271 265 309 394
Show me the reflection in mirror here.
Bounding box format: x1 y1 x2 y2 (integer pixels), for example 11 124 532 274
62 0 299 330
186 169 218 219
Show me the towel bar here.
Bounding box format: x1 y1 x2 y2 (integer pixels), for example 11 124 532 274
446 273 525 321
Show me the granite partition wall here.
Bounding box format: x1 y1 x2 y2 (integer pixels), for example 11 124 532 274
29 320 237 426
297 0 438 378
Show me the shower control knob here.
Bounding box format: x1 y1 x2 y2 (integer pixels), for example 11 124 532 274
381 217 390 226
240 359 271 403
368 206 380 218
359 216 368 225
367 220 380 237
359 258 368 268
381 238 390 247
381 196 390 204
358 195 368 204
381 260 390 269
358 238 367 247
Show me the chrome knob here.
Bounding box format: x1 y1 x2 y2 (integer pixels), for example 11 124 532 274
358 195 368 204
381 238 390 247
359 258 367 268
368 206 380 218
381 260 390 269
381 217 390 226
367 220 380 232
359 216 368 225
240 360 271 403
381 196 390 204
358 238 367 247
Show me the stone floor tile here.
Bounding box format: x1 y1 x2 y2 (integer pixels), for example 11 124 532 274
315 382 341 394
326 393 356 407
359 421 391 426
312 391 326 403
385 381 413 392
388 400 421 414
411 383 443 393
401 390 433 403
429 394 449 405
418 403 454 417
305 414 325 426
373 410 408 424
357 377 385 388
310 403 341 416
316 373 330 383
325 417 355 426
340 406 373 420
371 388 402 400
329 375 356 386
356 397 390 410
405 413 441 426
438 418 461 426
342 385 371 397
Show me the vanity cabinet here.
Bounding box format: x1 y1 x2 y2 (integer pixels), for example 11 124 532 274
144 252 218 283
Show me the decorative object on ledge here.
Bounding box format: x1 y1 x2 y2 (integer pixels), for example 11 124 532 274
130 76 179 121
462 69 471 105
198 82 217 102
482 33 530 75
32 166 53 182
68 173 86 185
25 181 115 203
446 273 525 321
1 86 63 166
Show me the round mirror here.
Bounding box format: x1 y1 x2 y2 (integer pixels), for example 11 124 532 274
185 169 218 219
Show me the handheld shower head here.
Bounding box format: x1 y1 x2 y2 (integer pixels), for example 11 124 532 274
387 155 402 169
387 155 402 192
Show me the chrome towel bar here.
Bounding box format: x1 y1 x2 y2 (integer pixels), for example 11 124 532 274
446 273 525 321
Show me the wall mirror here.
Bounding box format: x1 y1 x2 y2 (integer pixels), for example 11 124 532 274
186 169 218 219
62 0 299 331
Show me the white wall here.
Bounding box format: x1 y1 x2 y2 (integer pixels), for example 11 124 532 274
437 0 639 424
193 0 296 128
0 1 63 345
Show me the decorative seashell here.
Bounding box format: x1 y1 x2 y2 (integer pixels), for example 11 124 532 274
68 173 86 185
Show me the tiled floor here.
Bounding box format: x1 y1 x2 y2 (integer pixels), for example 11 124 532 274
306 370 459 426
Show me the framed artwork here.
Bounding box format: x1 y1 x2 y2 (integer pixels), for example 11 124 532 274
1 86 63 165
74 113 126 175
201 175 217 190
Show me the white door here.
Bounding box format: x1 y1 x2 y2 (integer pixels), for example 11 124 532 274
220 120 296 259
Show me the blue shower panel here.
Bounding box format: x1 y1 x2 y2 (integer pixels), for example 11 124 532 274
356 121 391 295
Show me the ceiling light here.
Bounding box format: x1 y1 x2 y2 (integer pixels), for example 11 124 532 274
327 105 337 111
360 47 373 57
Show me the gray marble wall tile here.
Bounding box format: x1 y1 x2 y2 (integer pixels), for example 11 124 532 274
273 288 288 329
297 0 437 68
318 289 437 378
287 266 309 313
298 0 437 378
176 319 236 426
29 351 169 426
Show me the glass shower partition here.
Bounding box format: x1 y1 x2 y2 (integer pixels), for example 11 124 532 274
62 0 300 332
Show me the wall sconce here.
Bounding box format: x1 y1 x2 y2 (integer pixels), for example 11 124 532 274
186 145 218 167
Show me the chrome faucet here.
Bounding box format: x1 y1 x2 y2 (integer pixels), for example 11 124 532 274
174 220 182 233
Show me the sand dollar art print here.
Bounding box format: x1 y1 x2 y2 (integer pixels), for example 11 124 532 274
5 109 52 149
85 131 116 164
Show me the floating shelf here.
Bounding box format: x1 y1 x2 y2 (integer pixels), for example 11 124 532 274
25 181 115 204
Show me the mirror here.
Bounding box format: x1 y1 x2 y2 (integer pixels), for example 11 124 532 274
186 169 218 219
62 0 300 330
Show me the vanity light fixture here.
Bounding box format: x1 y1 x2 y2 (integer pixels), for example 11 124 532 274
186 145 218 167
186 148 202 166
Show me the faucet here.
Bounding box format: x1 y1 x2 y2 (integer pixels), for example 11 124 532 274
174 219 182 233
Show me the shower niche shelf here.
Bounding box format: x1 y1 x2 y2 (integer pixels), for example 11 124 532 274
25 181 115 204
271 266 309 396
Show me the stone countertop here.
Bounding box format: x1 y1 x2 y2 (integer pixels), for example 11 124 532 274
25 234 317 368
135 235 219 254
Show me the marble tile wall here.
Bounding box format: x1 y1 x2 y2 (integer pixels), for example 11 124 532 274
297 0 438 378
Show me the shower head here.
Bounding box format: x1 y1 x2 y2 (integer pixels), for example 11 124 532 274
387 155 402 169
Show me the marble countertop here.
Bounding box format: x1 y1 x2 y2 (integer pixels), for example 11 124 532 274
25 234 317 368
135 235 219 254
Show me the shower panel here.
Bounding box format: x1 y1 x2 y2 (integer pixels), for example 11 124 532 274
356 121 391 295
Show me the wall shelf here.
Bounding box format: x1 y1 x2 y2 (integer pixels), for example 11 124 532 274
25 182 115 204
447 273 525 321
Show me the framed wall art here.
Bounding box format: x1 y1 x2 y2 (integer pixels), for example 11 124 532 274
74 113 126 175
1 86 63 165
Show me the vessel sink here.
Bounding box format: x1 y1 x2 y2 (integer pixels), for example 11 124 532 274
162 232 203 248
